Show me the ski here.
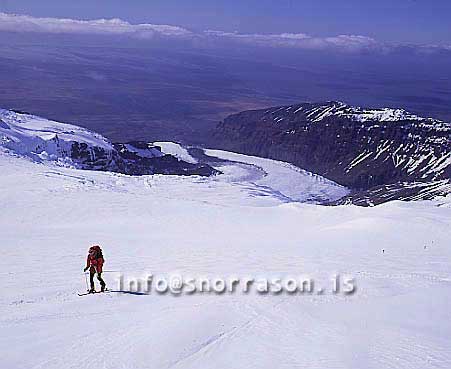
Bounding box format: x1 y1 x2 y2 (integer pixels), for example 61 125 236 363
78 289 110 296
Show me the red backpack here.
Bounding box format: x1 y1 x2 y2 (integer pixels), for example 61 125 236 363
89 245 104 260
87 245 104 273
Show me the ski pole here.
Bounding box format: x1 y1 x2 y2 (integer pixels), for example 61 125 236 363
84 272 89 291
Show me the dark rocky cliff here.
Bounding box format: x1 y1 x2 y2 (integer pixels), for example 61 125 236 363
213 101 451 204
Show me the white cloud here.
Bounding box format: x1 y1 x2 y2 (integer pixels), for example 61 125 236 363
205 30 382 51
0 12 192 38
0 12 449 54
205 30 310 41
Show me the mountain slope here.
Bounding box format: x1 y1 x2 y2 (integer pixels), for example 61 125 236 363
0 108 216 176
0 108 113 167
213 101 451 204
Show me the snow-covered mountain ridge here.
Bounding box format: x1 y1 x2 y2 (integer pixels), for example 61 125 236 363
0 108 216 176
0 108 111 164
214 101 451 204
294 101 438 124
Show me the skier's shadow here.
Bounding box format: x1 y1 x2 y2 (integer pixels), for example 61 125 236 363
109 290 149 296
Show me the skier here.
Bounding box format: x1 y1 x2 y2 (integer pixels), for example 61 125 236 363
84 245 107 293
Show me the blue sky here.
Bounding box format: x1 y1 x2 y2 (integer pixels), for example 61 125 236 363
1 0 450 44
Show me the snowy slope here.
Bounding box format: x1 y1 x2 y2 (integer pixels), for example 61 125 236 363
1 149 451 369
0 108 112 164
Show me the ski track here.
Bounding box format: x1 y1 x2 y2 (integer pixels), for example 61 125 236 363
1 148 451 369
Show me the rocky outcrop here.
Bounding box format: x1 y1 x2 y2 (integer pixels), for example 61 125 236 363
66 141 218 176
112 142 218 176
